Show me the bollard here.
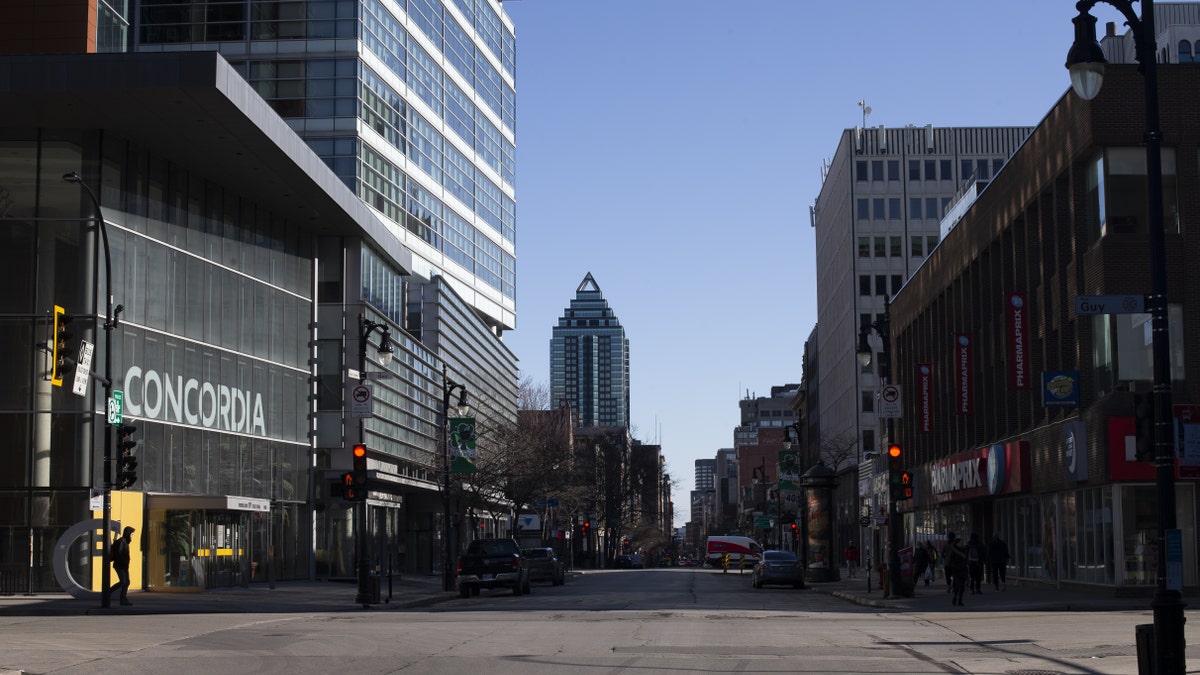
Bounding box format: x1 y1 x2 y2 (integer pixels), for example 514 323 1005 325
1135 623 1154 675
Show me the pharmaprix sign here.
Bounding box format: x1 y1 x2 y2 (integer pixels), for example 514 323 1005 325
122 366 267 436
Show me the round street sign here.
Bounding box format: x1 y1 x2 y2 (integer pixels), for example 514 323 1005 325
859 516 872 527
881 384 900 403
351 384 373 419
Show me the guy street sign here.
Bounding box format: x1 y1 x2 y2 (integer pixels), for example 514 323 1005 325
1075 294 1145 315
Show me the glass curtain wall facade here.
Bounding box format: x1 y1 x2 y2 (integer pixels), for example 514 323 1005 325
550 273 631 429
0 129 313 593
135 0 518 332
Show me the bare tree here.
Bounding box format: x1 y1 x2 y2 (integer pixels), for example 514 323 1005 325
818 432 859 472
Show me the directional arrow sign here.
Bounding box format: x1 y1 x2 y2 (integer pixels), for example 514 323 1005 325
1075 294 1145 315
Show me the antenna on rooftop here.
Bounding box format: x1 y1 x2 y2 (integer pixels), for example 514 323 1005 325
858 100 872 129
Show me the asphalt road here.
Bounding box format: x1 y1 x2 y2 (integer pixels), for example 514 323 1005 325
2 567 1194 674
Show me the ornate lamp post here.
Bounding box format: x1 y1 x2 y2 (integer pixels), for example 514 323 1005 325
1066 3 1184 671
857 297 908 597
63 171 124 609
441 366 468 591
356 315 393 606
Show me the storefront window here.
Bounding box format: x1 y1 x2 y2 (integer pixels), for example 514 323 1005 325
1120 483 1196 586
1059 487 1113 585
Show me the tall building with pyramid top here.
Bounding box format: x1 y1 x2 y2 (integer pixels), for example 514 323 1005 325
551 273 630 429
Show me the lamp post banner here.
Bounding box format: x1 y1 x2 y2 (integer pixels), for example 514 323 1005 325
1007 292 1030 390
954 333 973 415
917 363 933 433
450 416 477 474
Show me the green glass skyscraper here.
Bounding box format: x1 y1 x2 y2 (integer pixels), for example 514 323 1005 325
551 273 630 429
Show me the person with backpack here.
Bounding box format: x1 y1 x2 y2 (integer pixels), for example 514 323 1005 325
107 526 136 606
965 531 985 594
923 541 938 586
941 532 956 593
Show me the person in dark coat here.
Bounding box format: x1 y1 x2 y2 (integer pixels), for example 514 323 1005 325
107 526 136 606
965 532 985 594
987 532 1011 591
913 542 930 588
946 534 969 606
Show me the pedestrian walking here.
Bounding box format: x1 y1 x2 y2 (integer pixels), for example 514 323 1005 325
966 532 985 594
941 532 956 593
844 542 860 578
988 532 1011 591
923 541 938 586
107 526 136 606
946 534 969 606
913 541 930 588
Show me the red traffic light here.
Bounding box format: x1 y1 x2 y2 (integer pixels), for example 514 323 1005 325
887 444 901 458
353 443 367 459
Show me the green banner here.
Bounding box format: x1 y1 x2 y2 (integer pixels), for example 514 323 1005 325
779 449 800 491
450 417 477 474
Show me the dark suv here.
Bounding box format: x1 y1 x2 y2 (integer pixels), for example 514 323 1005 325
522 547 565 585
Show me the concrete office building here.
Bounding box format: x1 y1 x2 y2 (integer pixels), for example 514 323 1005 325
550 273 631 429
810 122 1032 561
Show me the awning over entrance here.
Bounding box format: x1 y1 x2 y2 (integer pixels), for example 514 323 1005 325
146 494 271 513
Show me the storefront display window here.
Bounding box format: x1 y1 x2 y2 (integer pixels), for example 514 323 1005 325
1119 483 1196 586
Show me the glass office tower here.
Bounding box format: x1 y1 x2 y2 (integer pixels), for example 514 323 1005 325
551 273 631 429
136 0 517 333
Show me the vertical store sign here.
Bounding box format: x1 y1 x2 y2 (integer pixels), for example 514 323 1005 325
917 363 933 434
1006 292 1029 390
955 333 973 415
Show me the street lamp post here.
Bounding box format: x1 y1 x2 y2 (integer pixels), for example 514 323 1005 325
356 315 393 607
441 366 468 592
63 172 123 610
1067 3 1185 672
857 297 907 597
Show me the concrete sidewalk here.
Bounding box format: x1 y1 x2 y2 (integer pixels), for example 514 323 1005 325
807 573 1166 613
0 574 454 616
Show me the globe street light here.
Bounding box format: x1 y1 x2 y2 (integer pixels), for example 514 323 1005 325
1066 2 1184 672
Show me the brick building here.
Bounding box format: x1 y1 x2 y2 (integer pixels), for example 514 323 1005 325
889 65 1200 590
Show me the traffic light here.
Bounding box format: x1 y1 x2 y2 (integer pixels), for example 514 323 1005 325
582 520 591 536
115 425 139 489
50 305 74 387
790 522 799 535
899 470 914 500
344 443 368 502
887 443 906 500
1134 392 1155 462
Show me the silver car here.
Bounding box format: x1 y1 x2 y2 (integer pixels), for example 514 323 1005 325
751 550 805 589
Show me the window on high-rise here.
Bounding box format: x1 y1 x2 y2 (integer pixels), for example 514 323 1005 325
976 159 990 180
909 198 922 220
857 198 869 221
891 274 903 295
926 159 936 181
911 236 924 257
993 158 1005 176
940 159 952 180
856 161 868 181
888 198 901 220
887 160 899 181
926 197 939 220
874 237 885 257
1181 40 1194 63
874 275 887 296
873 198 885 220
908 160 920 181
861 391 874 412
889 237 901 258
858 237 870 257
871 161 883 181
961 159 974 181
859 276 871 296
927 235 939 252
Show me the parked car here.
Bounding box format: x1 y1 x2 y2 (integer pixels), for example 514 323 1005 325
522 547 565 585
751 550 805 589
456 538 531 597
615 553 645 569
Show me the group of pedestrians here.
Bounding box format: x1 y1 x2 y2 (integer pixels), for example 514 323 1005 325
911 531 1009 607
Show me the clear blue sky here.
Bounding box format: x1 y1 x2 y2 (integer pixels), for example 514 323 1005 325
501 1 1130 526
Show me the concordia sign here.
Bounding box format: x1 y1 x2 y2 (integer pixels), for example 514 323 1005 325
121 365 267 436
